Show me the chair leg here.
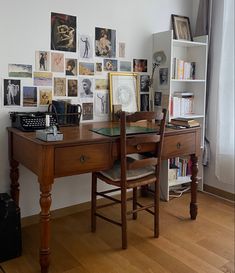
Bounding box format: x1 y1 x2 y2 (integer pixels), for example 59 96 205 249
121 187 127 249
154 179 160 238
91 173 97 232
133 187 137 220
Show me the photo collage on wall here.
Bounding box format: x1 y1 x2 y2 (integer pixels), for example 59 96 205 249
2 11 149 121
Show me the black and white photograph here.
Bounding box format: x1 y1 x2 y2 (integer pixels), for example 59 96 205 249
140 75 150 92
140 93 149 111
79 78 94 98
51 12 77 52
159 67 168 85
35 51 50 71
95 91 109 116
79 34 93 59
95 27 116 57
154 91 162 106
3 79 21 106
82 102 93 120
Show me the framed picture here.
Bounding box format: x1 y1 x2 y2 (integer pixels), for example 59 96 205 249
171 14 193 41
109 72 139 115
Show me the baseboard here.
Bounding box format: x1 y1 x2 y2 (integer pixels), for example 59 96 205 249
203 184 235 202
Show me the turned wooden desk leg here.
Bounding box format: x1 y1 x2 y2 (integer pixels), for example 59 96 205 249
10 159 20 206
190 154 198 220
39 184 52 273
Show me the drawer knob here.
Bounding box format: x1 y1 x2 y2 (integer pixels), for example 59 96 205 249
176 142 181 149
136 144 142 151
80 155 86 163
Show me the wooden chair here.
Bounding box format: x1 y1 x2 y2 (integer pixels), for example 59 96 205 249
91 109 167 249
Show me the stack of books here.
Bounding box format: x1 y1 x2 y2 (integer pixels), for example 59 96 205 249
170 92 194 117
170 117 200 128
172 58 196 80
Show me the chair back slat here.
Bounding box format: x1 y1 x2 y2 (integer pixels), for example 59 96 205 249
120 109 167 187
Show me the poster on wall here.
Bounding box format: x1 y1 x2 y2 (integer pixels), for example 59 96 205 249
51 12 77 52
39 87 52 106
95 27 116 58
3 79 21 106
8 64 32 78
95 91 109 116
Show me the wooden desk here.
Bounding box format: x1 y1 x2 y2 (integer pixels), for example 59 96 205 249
8 122 200 273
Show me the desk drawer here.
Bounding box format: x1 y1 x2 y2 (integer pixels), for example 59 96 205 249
162 133 195 158
54 143 112 177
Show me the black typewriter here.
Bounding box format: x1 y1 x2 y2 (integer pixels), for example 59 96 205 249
10 112 57 132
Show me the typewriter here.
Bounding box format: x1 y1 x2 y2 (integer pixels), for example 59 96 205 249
10 112 57 132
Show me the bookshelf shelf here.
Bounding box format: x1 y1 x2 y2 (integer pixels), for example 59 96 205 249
152 30 208 201
171 79 206 83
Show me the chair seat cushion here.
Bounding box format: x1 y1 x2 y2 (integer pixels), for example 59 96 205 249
99 157 155 182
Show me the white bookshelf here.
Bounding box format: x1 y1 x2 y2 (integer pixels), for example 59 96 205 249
152 30 208 201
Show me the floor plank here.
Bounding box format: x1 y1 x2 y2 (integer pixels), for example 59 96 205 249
0 192 234 273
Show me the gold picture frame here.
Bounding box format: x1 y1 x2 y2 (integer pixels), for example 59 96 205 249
109 72 139 118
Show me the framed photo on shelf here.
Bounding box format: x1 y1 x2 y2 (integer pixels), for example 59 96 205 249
109 72 139 116
171 14 193 41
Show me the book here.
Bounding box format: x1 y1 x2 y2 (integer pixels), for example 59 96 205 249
170 117 200 127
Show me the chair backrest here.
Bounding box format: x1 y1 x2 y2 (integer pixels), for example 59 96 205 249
119 109 167 185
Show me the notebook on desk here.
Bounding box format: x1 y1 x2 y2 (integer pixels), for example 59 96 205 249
90 126 158 137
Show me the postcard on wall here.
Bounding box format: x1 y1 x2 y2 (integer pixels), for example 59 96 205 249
79 77 94 99
159 67 168 86
95 78 108 90
23 86 37 107
51 12 77 52
67 79 78 97
79 62 94 76
8 64 32 78
140 93 149 111
154 91 162 106
95 62 103 73
95 27 116 58
51 52 64 72
133 59 147 72
54 77 66 96
119 42 125 58
119 61 132 72
140 75 150 92
39 87 52 106
35 51 50 71
95 91 109 116
79 34 93 59
33 72 52 86
65 58 77 76
82 102 93 120
3 79 21 106
103 59 118 72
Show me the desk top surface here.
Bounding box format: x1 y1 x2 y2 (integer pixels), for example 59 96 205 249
8 121 200 146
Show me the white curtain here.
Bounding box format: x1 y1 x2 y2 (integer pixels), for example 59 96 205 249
215 0 234 184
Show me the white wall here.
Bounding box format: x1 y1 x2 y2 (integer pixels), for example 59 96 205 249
0 0 196 217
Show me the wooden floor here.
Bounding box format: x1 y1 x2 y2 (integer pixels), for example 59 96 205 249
1 192 234 273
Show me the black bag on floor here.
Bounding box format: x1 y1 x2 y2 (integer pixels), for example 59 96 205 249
0 193 22 262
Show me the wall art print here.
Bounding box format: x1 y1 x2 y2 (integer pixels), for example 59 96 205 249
95 27 116 58
23 86 37 107
3 79 21 106
51 12 77 52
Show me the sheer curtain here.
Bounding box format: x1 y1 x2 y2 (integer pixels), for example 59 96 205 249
215 0 234 185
